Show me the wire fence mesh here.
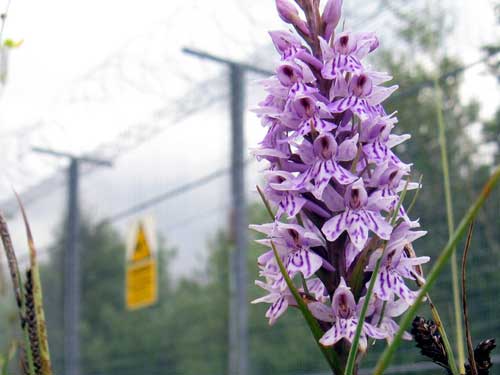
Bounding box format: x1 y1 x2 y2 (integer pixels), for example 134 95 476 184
0 1 499 374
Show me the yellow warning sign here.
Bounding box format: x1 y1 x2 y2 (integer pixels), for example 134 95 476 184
126 218 158 310
126 259 157 310
131 224 152 262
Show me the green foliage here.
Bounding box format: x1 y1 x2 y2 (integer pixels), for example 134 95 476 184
27 209 330 375
3 39 22 48
0 341 17 375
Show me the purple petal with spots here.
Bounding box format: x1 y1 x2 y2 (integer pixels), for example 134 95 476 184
364 321 387 340
329 96 358 113
308 302 335 322
277 191 307 218
286 249 323 278
345 210 370 250
322 211 348 242
363 141 389 164
265 296 289 325
363 210 392 240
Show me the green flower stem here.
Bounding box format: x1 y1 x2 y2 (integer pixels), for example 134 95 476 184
406 175 423 215
344 179 410 375
256 186 342 374
270 240 342 373
427 294 460 375
373 166 500 375
434 78 465 373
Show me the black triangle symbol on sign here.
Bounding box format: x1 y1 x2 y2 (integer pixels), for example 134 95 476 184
132 223 151 261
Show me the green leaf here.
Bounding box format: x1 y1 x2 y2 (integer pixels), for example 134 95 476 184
1 341 17 375
269 241 342 373
0 210 36 375
344 178 411 375
434 78 465 374
3 38 23 48
17 195 53 375
256 186 342 374
373 166 500 375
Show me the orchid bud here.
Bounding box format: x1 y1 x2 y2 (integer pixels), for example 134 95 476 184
322 0 342 41
276 0 300 24
275 0 310 37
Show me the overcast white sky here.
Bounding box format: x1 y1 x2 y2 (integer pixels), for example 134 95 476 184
0 0 498 277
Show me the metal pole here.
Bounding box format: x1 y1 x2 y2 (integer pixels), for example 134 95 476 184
229 64 248 375
65 158 80 375
31 147 111 375
182 48 264 375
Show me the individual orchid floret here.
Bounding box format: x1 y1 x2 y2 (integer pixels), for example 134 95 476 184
320 31 379 80
322 178 393 250
285 133 358 199
320 34 360 80
329 73 389 121
252 280 296 325
251 222 333 290
282 90 336 138
368 296 413 343
311 278 387 350
362 122 411 166
365 223 428 304
269 30 305 61
367 162 421 224
277 60 317 87
264 171 307 218
253 277 328 325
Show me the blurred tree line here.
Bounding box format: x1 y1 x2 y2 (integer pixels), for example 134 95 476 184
0 1 499 374
37 38 500 374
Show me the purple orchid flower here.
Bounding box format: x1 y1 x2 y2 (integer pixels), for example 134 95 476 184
281 133 358 199
251 0 429 364
319 32 378 80
328 72 397 122
251 222 333 290
309 278 387 350
322 178 393 250
368 296 413 343
365 223 429 304
263 170 307 218
253 277 327 325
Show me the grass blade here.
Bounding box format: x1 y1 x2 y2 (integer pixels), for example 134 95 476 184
0 340 17 375
270 240 342 373
344 178 410 375
406 175 423 215
461 222 477 375
0 211 36 375
256 186 342 374
426 295 460 375
373 166 500 375
434 78 465 373
16 195 53 375
406 243 459 374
